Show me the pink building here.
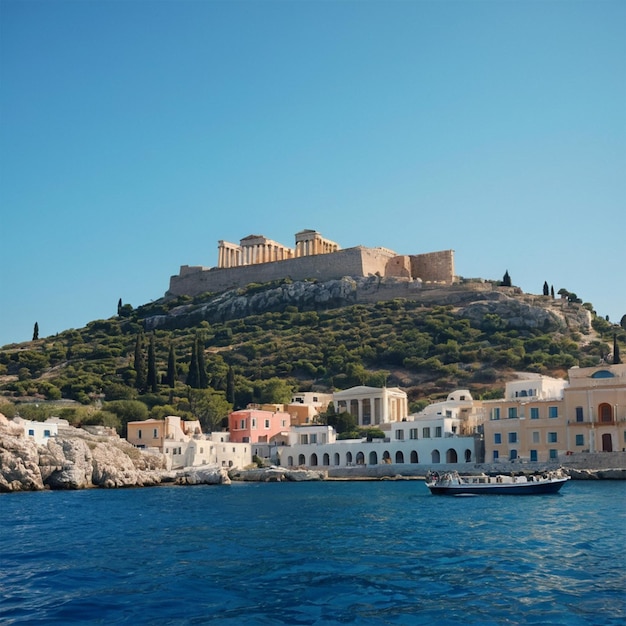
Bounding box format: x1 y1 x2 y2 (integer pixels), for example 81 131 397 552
228 409 292 444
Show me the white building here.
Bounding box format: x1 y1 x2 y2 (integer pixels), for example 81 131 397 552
277 390 479 469
332 385 408 426
13 417 60 445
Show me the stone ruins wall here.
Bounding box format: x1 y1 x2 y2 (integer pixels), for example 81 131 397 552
167 247 455 298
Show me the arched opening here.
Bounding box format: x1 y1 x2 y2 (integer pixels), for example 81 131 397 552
323 453 330 466
410 450 419 463
369 451 378 465
464 449 472 462
431 449 440 464
310 453 318 466
346 451 353 465
599 403 613 423
382 450 391 463
356 451 365 465
298 454 305 466
395 451 404 463
334 452 340 466
288 456 294 467
602 433 613 452
446 449 458 463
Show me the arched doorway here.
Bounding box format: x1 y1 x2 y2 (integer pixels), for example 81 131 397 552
446 449 458 463
465 449 472 462
395 451 404 463
346 451 353 465
410 450 419 463
356 451 365 465
382 450 391 463
599 403 613 423
431 449 440 464
334 453 340 466
323 453 330 466
369 451 378 465
310 453 318 466
288 456 294 466
602 433 613 452
298 454 305 466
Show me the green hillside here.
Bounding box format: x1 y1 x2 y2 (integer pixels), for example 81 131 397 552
1 278 624 435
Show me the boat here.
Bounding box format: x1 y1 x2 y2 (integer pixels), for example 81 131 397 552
425 469 570 495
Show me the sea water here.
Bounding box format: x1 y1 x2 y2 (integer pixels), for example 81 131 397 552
0 480 624 625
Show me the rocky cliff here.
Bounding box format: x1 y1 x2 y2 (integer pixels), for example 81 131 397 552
144 277 591 333
0 414 230 492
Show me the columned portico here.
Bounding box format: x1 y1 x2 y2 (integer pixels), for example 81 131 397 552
333 386 409 427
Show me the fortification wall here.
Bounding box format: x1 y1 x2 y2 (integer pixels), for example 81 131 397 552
167 247 455 298
168 247 393 297
410 250 455 283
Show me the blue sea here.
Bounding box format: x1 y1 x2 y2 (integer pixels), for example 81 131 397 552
1 480 625 625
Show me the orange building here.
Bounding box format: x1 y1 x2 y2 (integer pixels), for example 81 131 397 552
228 408 292 444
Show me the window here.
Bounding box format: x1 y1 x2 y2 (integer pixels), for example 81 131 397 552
153 428 158 438
300 434 308 445
532 431 540 444
265 419 270 429
138 429 142 439
530 407 539 420
28 429 35 436
493 450 499 461
575 407 583 422
509 449 518 461
282 420 287 427
409 428 418 440
310 434 317 444
549 406 558 419
575 434 584 446
422 427 430 438
395 429 404 440
44 430 51 437
530 450 538 462
494 433 502 444
435 426 442 438
492 408 500 421
240 419 246 429
548 432 558 443
508 432 518 443
508 407 517 419
549 449 558 460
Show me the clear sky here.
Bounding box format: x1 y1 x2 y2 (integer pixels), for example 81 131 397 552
1 0 624 347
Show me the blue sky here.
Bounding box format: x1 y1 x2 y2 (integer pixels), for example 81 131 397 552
1 0 624 347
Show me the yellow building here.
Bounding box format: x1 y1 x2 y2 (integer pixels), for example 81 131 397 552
483 365 626 464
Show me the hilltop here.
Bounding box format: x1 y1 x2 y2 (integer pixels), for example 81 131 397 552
0 275 623 435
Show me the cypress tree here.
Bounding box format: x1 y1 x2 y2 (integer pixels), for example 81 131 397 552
117 298 123 315
614 334 621 365
166 342 177 388
543 281 549 296
134 332 146 392
550 285 555 298
226 365 235 405
502 270 511 287
147 333 158 393
32 322 39 341
197 333 208 389
187 339 200 388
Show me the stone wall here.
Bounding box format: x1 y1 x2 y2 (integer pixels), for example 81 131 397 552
167 247 455 298
410 250 455 283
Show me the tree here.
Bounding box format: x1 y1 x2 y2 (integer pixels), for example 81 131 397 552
543 281 549 296
226 365 235 406
620 314 626 331
550 285 555 298
188 388 232 432
133 332 146 393
502 270 511 287
614 334 622 365
117 298 123 316
147 333 158 393
196 333 208 389
186 338 200 388
32 322 39 341
166 342 177 388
